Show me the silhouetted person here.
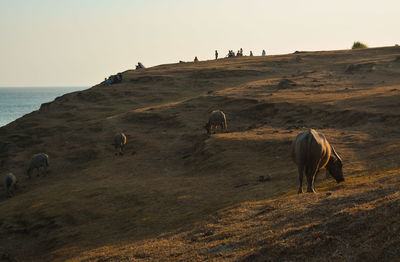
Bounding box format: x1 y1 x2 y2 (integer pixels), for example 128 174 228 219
215 50 218 60
194 56 199 62
250 51 253 56
262 50 266 56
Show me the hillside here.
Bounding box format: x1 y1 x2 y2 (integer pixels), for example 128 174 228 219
0 46 400 261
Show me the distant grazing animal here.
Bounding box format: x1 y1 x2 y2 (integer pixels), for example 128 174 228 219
27 153 49 178
4 173 18 197
292 129 344 193
204 110 227 135
113 133 127 155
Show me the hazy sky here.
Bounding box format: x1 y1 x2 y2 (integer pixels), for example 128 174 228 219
1 0 399 87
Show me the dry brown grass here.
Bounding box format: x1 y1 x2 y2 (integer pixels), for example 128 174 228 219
73 169 400 262
0 46 399 261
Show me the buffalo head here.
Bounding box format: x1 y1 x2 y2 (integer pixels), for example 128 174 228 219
326 157 344 182
326 145 344 183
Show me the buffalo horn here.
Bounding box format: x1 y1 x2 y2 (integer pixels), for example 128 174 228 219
331 145 342 163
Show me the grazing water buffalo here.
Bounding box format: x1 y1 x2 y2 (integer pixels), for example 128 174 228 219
27 153 49 178
113 133 127 155
204 110 227 134
4 173 18 197
292 129 344 193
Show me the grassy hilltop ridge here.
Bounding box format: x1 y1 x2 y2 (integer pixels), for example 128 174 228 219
0 46 400 261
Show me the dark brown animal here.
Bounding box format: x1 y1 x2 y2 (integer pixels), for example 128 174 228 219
27 153 49 178
204 110 227 134
113 133 127 155
4 173 18 197
292 129 344 193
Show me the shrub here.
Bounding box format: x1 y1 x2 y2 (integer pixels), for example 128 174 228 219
352 41 368 49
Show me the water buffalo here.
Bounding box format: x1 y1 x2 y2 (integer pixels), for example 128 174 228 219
113 133 127 155
204 110 227 134
4 173 18 197
27 153 49 178
292 129 344 193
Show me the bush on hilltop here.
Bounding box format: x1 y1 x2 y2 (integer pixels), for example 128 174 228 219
352 41 368 49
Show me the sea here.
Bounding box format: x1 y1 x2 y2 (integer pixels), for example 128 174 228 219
0 87 88 127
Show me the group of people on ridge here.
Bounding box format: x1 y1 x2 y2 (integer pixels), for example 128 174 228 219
105 73 122 86
222 48 265 58
136 62 145 69
105 62 145 86
104 50 268 83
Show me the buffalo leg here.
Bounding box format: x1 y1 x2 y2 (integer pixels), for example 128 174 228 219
298 165 304 194
306 166 317 193
312 170 319 192
308 159 321 193
306 172 314 193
